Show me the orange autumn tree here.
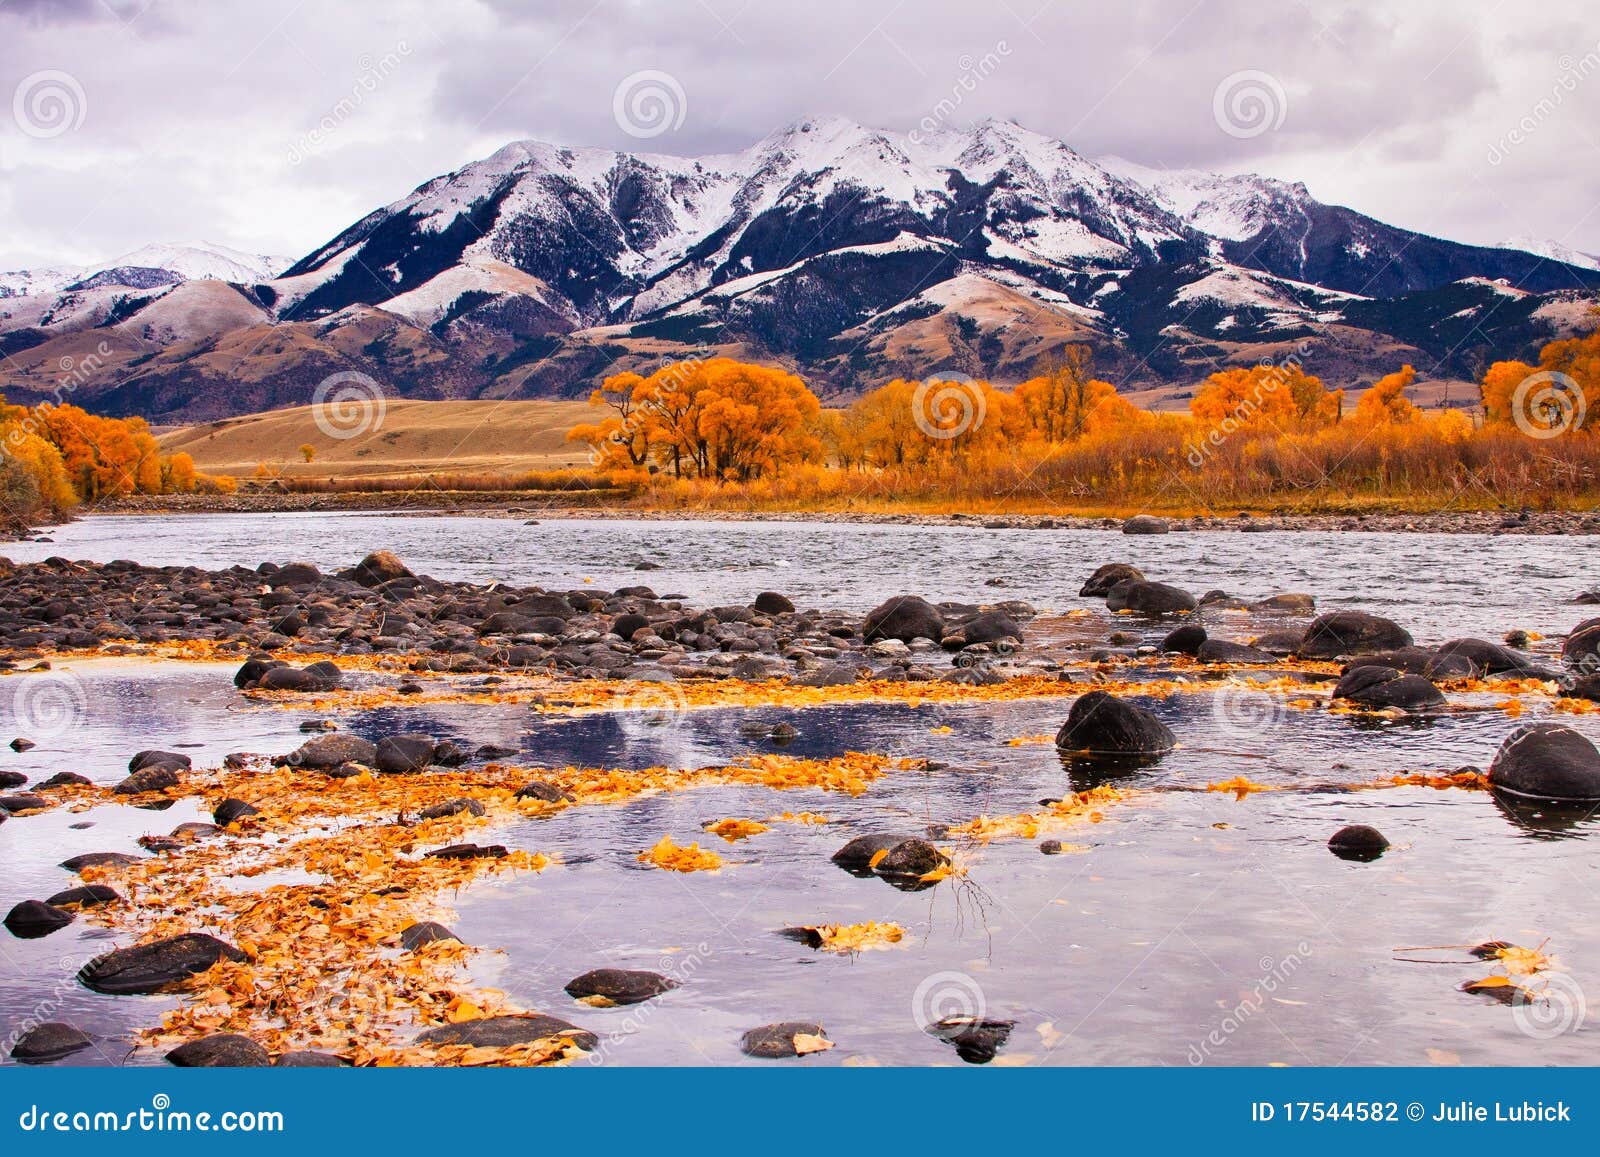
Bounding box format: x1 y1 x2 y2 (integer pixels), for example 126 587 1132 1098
1014 345 1119 443
569 358 823 482
1353 365 1419 425
1190 363 1338 435
1482 327 1600 433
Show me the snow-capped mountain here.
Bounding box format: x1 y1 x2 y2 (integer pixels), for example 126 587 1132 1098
1497 234 1600 272
0 241 289 298
2 117 1597 422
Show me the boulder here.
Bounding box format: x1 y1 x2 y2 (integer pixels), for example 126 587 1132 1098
1055 691 1175 761
166 1034 270 1067
46 884 121 908
36 771 92 789
1249 593 1316 613
564 968 679 1006
60 852 141 872
275 1050 344 1067
1435 637 1543 676
1488 723 1600 802
416 1014 596 1051
514 780 574 804
926 1016 1015 1064
374 733 437 774
113 766 179 795
286 733 376 769
946 610 1021 648
1332 666 1445 710
80 933 248 994
752 591 796 615
1195 639 1276 664
609 613 650 640
872 838 948 883
739 1022 828 1059
399 921 460 951
347 551 413 588
1079 563 1145 597
0 769 28 787
268 562 323 589
863 596 944 643
1297 611 1412 658
417 797 485 820
1327 824 1390 862
1159 624 1206 655
5 900 74 938
1105 580 1197 615
1562 617 1600 667
212 798 261 826
1344 648 1477 679
830 833 910 874
10 1022 93 1063
1121 515 1169 535
0 793 50 813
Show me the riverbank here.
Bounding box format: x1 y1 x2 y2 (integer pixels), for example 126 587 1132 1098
20 492 1600 537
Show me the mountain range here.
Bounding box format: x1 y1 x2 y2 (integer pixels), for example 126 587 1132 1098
2 116 1597 423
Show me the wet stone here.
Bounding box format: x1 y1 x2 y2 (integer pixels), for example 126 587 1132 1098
5 900 74 938
926 1016 1015 1064
416 1014 596 1051
80 932 248 995
399 921 460 950
166 1034 271 1067
10 1022 93 1063
60 852 142 872
739 1022 828 1059
564 968 679 1006
1327 825 1390 863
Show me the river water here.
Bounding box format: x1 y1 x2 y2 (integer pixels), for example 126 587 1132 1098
2 513 1598 1067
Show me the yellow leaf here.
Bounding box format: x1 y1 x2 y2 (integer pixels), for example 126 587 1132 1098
792 1032 833 1055
703 818 771 843
638 836 723 873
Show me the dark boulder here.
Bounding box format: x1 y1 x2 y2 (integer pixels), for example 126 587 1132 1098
80 933 248 994
416 1014 596 1051
286 733 376 769
1436 638 1542 675
36 771 92 789
609 613 650 640
425 843 507 860
1251 629 1305 655
830 833 910 875
926 1016 1015 1064
268 562 323 589
1055 691 1175 761
257 662 342 692
1332 666 1445 710
1121 515 1169 535
752 591 796 615
45 884 120 908
346 550 413 588
1105 580 1197 615
1079 563 1145 597
60 851 141 872
873 838 948 885
1344 648 1477 679
1327 825 1390 862
113 766 179 795
0 769 27 787
1297 611 1412 658
374 733 437 774
946 610 1021 648
275 1050 344 1067
1562 617 1600 667
10 1022 93 1063
1159 624 1206 655
1196 639 1276 664
1488 723 1600 802
514 780 574 804
739 1022 828 1059
0 793 50 813
1249 593 1316 613
399 921 460 950
863 596 944 643
5 900 74 938
417 797 485 820
212 798 261 826
564 968 679 1006
166 1034 270 1067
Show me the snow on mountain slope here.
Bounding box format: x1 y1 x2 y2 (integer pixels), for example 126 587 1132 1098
0 241 289 301
1497 234 1600 271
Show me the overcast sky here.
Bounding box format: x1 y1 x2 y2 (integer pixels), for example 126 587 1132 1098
2 0 1598 269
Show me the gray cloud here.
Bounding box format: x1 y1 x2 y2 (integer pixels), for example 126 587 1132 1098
1 0 1597 268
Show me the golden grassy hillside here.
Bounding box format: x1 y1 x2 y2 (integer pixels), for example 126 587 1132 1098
157 398 596 480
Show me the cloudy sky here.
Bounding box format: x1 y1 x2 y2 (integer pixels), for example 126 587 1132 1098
1 0 1598 269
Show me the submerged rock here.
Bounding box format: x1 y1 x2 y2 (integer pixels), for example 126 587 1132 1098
416 1014 596 1051
925 1016 1015 1063
60 852 141 872
739 1022 828 1058
1196 638 1275 664
212 798 261 826
374 733 437 774
863 596 944 643
564 968 679 1006
1344 647 1477 679
1488 723 1600 802
45 884 121 908
1121 515 1169 535
1333 666 1446 710
1055 691 1175 762
1327 824 1391 862
1297 611 1412 658
10 1022 93 1063
80 933 247 995
1159 624 1206 655
286 733 376 769
830 833 913 874
5 900 74 938
275 1050 344 1067
1105 580 1197 615
166 1034 270 1067
1079 563 1145 597
113 766 179 795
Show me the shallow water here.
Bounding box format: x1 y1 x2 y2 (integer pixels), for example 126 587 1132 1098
2 514 1599 1067
7 511 1600 640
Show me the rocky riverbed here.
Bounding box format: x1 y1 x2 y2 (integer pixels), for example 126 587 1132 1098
3 541 1600 1068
